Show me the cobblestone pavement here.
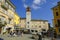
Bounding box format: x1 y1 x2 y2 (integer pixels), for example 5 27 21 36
0 34 34 40
0 34 60 40
42 37 60 40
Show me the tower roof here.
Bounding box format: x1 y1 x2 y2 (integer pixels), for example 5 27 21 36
26 7 30 11
58 1 60 5
51 1 60 9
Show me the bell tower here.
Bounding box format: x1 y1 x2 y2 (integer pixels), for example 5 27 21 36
26 7 31 29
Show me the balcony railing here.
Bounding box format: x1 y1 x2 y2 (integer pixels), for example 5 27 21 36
1 3 8 10
0 8 13 19
0 8 8 15
8 13 14 19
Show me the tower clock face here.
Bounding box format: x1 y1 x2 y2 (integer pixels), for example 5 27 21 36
27 12 31 15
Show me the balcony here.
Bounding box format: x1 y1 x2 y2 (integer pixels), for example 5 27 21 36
0 8 8 15
0 18 7 28
8 13 14 19
1 3 8 10
0 8 13 19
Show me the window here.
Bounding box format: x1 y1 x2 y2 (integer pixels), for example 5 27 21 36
55 24 58 27
32 26 33 27
9 18 11 24
56 8 58 10
59 28 60 32
9 5 12 10
27 22 29 24
31 30 34 32
56 12 58 16
43 21 45 24
1 17 5 21
35 30 38 32
5 10 7 14
57 19 60 26
5 2 8 6
39 26 41 28
11 8 15 12
9 5 11 9
0 17 5 24
42 29 46 31
9 5 15 12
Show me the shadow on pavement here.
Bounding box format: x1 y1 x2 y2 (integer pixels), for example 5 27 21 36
0 38 4 40
28 37 35 39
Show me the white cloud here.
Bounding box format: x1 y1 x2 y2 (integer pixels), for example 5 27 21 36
32 0 46 10
52 2 57 6
33 0 41 5
23 0 46 10
22 0 26 2
33 0 46 5
24 4 28 8
42 0 46 3
32 4 41 10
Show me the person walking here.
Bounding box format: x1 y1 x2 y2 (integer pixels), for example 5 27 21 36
38 32 42 40
10 31 13 36
35 34 39 40
21 32 23 37
13 30 17 36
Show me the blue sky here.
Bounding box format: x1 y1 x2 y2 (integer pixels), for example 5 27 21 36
11 0 60 27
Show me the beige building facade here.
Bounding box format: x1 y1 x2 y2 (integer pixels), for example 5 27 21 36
31 20 48 32
20 18 49 33
20 18 26 29
20 7 49 33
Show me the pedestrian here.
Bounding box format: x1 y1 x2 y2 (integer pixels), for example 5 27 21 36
13 30 17 36
35 34 39 40
10 31 13 36
53 31 56 40
38 32 42 40
21 32 23 36
17 31 21 36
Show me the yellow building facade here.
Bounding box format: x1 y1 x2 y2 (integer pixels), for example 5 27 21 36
14 13 20 25
52 1 60 36
0 0 20 33
13 13 20 30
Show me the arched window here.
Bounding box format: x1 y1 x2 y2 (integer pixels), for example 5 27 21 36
57 19 60 26
56 12 58 16
39 26 41 28
31 30 34 32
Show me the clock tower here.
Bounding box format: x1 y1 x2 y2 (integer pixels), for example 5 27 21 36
26 7 31 29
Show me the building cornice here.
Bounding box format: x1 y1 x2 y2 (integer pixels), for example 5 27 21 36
51 1 60 10
6 0 16 9
0 11 9 18
31 19 48 21
20 18 26 19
